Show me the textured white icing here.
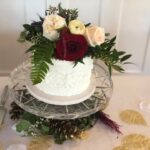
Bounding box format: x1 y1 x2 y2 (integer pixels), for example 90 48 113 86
36 57 93 96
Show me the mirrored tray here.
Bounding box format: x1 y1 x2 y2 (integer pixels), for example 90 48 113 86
9 61 113 120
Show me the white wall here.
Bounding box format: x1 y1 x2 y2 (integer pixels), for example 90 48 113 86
0 0 150 75
0 0 25 75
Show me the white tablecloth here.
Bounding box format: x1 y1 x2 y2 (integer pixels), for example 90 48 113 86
0 75 150 150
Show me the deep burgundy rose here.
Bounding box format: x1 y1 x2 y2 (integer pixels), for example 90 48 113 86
55 28 88 61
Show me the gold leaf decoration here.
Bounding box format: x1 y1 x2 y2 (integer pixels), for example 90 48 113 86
119 109 147 125
28 136 52 150
76 131 89 140
0 124 4 130
0 143 3 150
113 146 128 150
113 134 150 150
122 134 150 145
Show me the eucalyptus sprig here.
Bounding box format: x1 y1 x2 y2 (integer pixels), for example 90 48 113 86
18 16 44 43
58 3 78 24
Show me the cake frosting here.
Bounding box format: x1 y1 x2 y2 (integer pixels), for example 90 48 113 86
36 57 93 96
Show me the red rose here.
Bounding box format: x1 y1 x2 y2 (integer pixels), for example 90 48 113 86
55 28 88 61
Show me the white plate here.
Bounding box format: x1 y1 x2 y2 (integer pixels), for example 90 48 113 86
26 74 96 105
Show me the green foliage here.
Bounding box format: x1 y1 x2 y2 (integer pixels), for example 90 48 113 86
15 111 49 136
18 16 56 85
58 3 78 24
30 41 55 84
48 116 97 144
73 59 85 67
22 112 39 124
18 30 27 43
18 16 44 43
46 5 58 15
16 120 31 132
86 36 132 75
46 3 78 24
9 102 24 120
41 125 49 134
11 102 121 144
11 102 97 144
14 108 97 144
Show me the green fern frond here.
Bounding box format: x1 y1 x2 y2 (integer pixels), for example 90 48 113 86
30 42 54 84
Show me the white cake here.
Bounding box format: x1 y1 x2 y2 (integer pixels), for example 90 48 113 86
36 57 93 96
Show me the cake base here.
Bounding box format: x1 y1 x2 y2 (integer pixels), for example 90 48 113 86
26 74 96 105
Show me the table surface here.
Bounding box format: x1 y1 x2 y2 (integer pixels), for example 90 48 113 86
0 75 150 150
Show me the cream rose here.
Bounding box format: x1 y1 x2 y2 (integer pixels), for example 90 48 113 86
85 25 105 47
43 15 66 41
68 20 85 35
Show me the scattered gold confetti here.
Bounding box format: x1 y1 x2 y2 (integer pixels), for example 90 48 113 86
28 136 52 150
119 109 147 125
113 134 150 150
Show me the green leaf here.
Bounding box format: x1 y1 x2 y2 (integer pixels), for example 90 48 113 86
123 62 134 65
117 51 126 56
105 33 110 37
121 54 132 62
112 65 125 72
16 120 30 132
23 24 33 32
41 125 49 134
85 23 91 27
26 45 36 53
22 112 39 124
18 31 27 43
108 65 112 76
73 59 84 67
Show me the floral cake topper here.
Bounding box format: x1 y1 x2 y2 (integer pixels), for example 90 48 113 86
19 4 131 84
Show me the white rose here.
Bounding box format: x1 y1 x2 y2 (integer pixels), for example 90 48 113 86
43 15 66 41
85 25 105 47
43 30 59 41
68 20 85 35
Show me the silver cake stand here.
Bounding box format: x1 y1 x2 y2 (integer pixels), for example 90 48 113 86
9 61 113 120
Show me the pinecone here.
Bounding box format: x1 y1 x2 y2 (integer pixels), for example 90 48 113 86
9 102 24 120
48 115 97 144
48 120 75 144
